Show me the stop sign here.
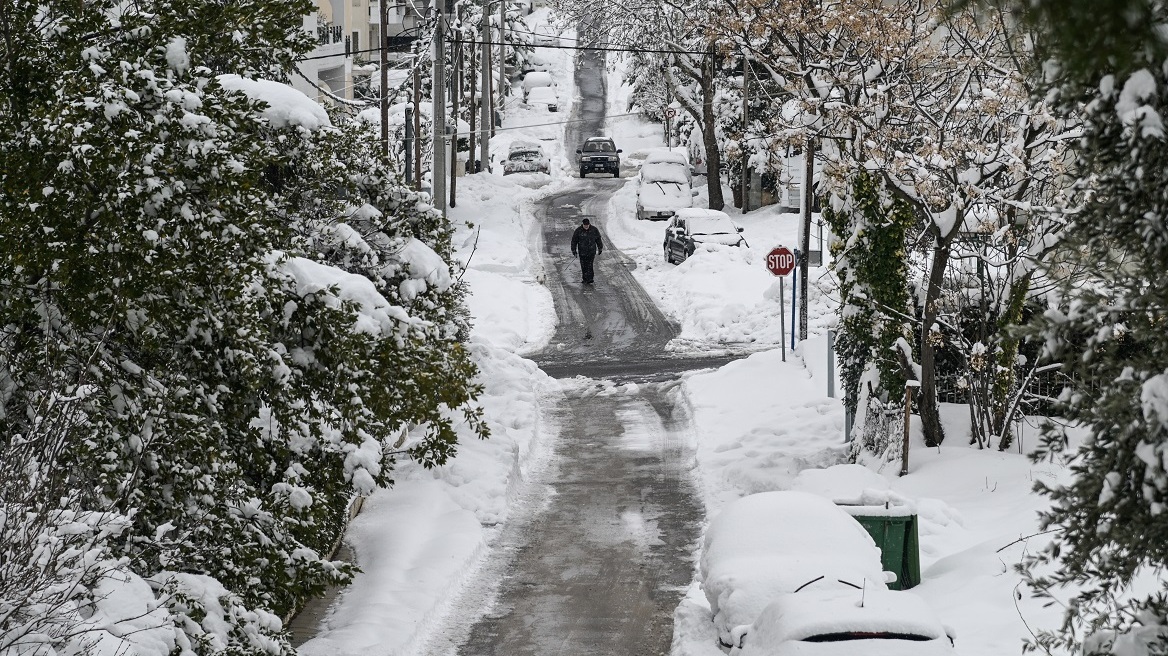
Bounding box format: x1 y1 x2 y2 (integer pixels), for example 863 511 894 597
766 246 796 276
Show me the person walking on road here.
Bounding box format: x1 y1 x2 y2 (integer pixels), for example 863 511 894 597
571 218 604 284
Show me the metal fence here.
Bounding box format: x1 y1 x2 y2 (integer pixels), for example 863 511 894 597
317 23 344 45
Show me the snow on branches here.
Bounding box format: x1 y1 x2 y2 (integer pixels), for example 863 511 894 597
0 2 483 655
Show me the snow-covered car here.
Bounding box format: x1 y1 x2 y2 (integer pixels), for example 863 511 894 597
521 71 553 101
533 25 559 47
700 491 891 648
525 86 558 112
520 50 550 74
733 588 956 656
502 141 550 175
576 136 621 177
636 152 695 220
664 208 748 264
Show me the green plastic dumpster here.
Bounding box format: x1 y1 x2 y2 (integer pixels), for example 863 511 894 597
841 506 921 590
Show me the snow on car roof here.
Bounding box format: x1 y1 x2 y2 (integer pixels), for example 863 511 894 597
644 150 688 166
745 588 949 648
685 213 739 236
508 140 543 153
521 71 553 88
641 161 689 184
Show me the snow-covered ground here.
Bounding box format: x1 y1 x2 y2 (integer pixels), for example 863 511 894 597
295 8 1075 656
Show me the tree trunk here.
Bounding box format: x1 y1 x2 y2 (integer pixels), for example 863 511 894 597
918 236 952 447
992 273 1032 450
702 48 724 211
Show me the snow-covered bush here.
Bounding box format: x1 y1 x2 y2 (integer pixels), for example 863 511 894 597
0 1 484 653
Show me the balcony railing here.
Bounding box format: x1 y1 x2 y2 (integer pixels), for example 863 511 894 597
317 23 343 45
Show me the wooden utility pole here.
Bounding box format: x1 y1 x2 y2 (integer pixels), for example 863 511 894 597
405 106 413 183
481 7 492 167
498 0 506 128
432 10 446 212
901 383 917 476
741 57 750 213
379 0 390 160
413 48 422 189
449 33 461 208
468 36 477 174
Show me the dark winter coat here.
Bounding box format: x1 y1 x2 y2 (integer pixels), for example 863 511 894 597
571 225 604 257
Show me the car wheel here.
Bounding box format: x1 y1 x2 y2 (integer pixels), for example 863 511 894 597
613 170 620 178
580 169 586 178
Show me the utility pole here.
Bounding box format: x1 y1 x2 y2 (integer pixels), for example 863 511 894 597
468 35 477 174
664 65 672 148
413 47 422 189
498 0 506 128
741 57 750 213
379 0 389 160
449 32 461 208
432 10 447 212
798 136 815 341
480 6 491 170
405 106 414 183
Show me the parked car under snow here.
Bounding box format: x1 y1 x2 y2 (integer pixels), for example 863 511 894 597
502 141 550 175
663 208 747 264
700 491 892 648
636 151 695 220
525 86 558 112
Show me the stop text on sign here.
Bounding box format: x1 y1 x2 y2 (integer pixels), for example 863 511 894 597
766 246 796 276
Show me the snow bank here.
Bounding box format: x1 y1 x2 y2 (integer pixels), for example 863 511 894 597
297 338 558 656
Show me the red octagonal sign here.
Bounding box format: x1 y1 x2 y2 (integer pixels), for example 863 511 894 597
766 246 796 276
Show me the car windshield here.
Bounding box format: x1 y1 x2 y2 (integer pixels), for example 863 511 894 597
688 215 737 235
584 141 614 152
511 150 541 161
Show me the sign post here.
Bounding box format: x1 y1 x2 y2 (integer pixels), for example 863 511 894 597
766 246 797 362
664 107 677 148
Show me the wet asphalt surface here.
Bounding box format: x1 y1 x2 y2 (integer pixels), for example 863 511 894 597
444 24 729 656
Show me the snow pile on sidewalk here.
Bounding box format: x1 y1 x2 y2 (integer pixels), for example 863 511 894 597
297 340 555 656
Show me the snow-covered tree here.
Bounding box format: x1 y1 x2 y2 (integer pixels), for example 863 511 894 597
823 172 915 456
548 0 728 209
969 0 1168 651
706 0 1075 447
1 1 484 653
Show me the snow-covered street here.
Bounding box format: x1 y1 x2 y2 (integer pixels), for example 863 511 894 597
12 2 1167 656
290 7 1075 656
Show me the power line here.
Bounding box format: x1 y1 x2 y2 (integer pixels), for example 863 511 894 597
299 33 710 64
452 37 710 57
